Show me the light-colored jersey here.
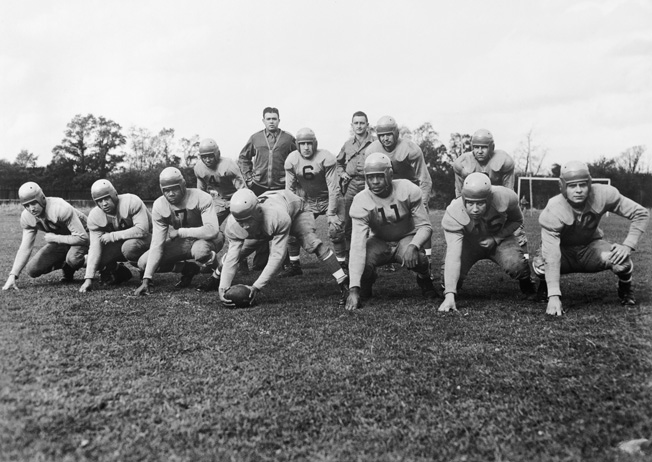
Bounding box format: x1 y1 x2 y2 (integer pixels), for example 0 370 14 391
85 193 152 278
220 190 304 291
143 188 219 279
11 197 89 277
194 157 246 202
453 150 515 197
285 149 339 215
367 138 432 205
539 184 649 297
348 180 432 287
441 186 523 294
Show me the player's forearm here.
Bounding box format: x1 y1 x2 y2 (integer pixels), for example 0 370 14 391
621 203 649 250
178 223 219 241
55 233 88 246
443 232 463 294
254 241 286 290
10 246 33 277
410 226 433 250
84 235 103 279
218 244 242 291
541 231 562 297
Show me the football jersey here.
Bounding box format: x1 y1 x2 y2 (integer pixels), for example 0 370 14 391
453 150 515 197
285 149 338 215
539 184 649 297
194 157 246 201
85 194 152 278
366 138 432 204
221 190 304 291
143 188 219 279
348 180 432 287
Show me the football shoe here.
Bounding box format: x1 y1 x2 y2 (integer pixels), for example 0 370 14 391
175 262 200 289
60 263 75 283
618 281 636 306
278 261 302 278
416 274 439 298
197 276 220 292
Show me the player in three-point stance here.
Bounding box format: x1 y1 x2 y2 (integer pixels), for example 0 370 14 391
438 173 536 313
194 137 248 287
344 153 438 310
336 111 376 266
79 180 152 292
280 127 346 276
533 161 649 316
3 182 88 290
218 188 349 308
366 116 434 267
134 167 224 295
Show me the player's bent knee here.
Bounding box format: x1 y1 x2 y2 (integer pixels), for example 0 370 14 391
304 237 324 256
611 258 633 276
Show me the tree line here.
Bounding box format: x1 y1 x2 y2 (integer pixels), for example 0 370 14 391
1 114 650 207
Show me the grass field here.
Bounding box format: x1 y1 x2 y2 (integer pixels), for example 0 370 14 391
1 204 651 462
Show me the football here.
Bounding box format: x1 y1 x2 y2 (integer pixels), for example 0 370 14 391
224 284 252 308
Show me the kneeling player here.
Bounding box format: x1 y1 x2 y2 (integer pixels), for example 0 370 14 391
438 173 536 312
218 188 348 308
345 153 437 310
134 167 224 295
3 182 88 290
533 161 649 316
79 180 152 292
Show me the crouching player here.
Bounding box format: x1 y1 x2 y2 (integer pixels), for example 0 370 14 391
134 167 224 295
345 153 437 310
281 127 346 276
533 161 649 316
79 180 152 292
218 188 349 308
438 173 536 312
3 182 88 290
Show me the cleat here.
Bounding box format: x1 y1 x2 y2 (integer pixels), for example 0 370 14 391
360 270 377 300
175 262 200 288
278 261 302 278
416 274 439 298
111 263 133 285
519 278 537 300
618 282 636 305
197 275 220 292
338 277 349 309
61 263 75 283
535 279 548 303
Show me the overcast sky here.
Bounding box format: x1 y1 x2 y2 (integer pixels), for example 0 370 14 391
1 0 651 171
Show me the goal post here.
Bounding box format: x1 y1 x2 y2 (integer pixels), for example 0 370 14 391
517 176 611 210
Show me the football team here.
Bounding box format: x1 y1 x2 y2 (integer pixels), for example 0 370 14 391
3 108 649 316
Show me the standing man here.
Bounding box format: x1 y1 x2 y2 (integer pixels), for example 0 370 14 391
437 173 536 313
134 167 224 295
533 161 649 316
282 127 346 276
195 138 246 225
218 189 349 308
238 107 297 270
337 111 376 265
79 180 152 293
3 182 88 290
366 116 434 266
345 153 437 310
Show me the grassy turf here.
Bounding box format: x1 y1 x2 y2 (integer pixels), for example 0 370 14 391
1 204 651 461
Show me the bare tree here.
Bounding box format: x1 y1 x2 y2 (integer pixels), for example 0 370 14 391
513 128 548 176
179 135 200 167
14 149 38 168
616 145 647 174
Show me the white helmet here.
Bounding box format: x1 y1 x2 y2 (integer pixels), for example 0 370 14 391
364 152 393 196
296 127 318 158
91 179 119 205
159 167 187 198
198 138 220 162
230 189 259 220
18 182 46 207
376 115 399 137
461 172 492 202
559 161 591 197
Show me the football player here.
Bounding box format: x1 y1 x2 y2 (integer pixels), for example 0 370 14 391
344 153 437 310
3 182 88 290
533 161 649 316
134 167 224 295
218 188 349 308
438 173 536 312
281 127 346 276
336 111 376 265
366 116 434 266
194 138 246 225
79 180 152 293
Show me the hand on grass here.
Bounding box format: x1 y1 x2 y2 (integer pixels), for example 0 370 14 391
345 287 361 310
2 274 19 291
546 295 563 316
134 279 151 296
438 293 458 312
79 279 94 293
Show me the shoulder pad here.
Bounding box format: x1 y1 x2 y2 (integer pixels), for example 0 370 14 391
490 186 517 213
490 150 515 171
588 184 620 213
539 195 573 230
442 197 470 231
